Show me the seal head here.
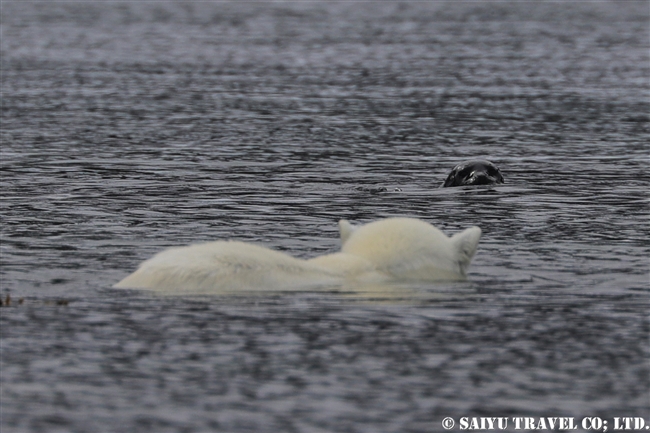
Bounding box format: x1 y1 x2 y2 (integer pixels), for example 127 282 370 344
442 160 504 187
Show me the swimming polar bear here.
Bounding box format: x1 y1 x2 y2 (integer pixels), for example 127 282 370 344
114 217 481 293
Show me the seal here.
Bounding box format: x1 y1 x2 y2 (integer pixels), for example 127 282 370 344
442 160 504 187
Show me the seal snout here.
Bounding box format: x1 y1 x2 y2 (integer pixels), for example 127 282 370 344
468 170 496 185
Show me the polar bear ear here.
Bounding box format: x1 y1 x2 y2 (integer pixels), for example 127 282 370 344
450 226 482 275
338 220 356 246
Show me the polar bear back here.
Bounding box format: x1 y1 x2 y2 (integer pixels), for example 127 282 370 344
114 241 343 293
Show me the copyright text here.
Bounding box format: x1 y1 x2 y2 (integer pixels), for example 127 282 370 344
440 417 648 432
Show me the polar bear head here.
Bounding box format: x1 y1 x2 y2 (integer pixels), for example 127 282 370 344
337 217 481 281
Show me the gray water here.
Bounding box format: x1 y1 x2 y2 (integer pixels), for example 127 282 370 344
1 2 649 432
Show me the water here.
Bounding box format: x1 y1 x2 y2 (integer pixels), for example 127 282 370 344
1 2 649 432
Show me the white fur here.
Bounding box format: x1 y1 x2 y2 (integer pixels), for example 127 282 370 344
114 217 481 293
335 218 481 281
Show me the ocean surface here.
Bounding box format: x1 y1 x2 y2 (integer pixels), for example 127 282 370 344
1 1 648 432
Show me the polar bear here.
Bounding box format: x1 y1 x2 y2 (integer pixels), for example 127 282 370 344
114 217 481 293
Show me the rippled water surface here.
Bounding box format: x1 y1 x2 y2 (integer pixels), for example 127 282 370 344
1 2 649 432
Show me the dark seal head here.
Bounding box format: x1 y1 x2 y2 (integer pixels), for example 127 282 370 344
442 160 504 187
